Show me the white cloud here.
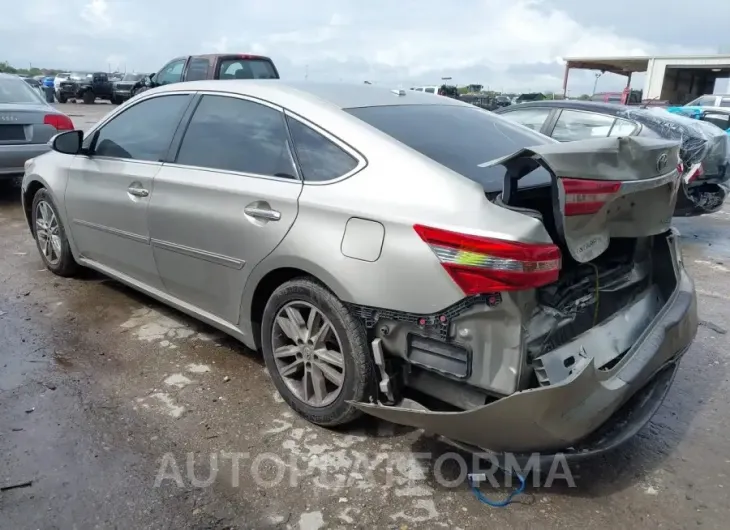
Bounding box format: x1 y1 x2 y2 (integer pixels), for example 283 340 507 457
0 0 722 93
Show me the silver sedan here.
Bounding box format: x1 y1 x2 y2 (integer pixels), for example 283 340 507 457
0 73 74 179
21 80 697 461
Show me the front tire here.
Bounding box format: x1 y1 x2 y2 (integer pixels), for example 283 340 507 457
261 278 375 426
31 189 80 277
82 91 95 104
57 93 67 103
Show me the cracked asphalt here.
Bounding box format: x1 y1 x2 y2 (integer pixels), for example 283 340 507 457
1 103 729 529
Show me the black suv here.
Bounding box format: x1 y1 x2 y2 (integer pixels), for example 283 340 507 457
57 72 114 104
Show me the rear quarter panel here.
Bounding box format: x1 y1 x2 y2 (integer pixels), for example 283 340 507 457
240 105 554 323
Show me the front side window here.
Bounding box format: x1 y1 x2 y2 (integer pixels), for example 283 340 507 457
92 95 190 161
551 110 616 142
499 107 551 132
720 97 730 108
286 116 358 181
424 87 436 94
175 95 296 177
156 59 186 85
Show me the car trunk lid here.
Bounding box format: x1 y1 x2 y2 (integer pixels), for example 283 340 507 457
480 136 681 263
0 104 70 145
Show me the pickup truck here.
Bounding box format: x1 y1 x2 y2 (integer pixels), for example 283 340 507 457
57 72 114 104
133 54 280 96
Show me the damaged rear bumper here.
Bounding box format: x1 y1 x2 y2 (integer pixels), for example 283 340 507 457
354 267 697 455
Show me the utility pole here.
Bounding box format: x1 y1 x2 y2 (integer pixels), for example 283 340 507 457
592 72 603 96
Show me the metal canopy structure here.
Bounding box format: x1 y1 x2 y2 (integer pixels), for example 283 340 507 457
564 56 651 76
562 54 730 103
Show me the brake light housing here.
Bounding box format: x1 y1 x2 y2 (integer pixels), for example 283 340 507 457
414 224 561 294
560 178 621 216
686 163 704 183
44 114 74 131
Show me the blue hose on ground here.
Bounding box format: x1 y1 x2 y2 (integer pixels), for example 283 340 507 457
469 472 526 508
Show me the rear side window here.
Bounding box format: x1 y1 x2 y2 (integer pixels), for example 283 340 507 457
609 118 638 137
92 94 190 161
345 104 555 191
286 116 358 181
175 95 296 177
424 87 436 94
185 58 209 81
218 59 278 80
551 110 615 141
500 108 551 132
720 98 730 108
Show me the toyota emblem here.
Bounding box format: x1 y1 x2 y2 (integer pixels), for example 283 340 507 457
656 153 668 172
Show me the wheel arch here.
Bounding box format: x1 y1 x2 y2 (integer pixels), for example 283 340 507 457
22 179 49 233
242 257 354 352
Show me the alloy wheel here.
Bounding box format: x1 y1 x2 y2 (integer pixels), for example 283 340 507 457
271 301 346 407
35 201 62 265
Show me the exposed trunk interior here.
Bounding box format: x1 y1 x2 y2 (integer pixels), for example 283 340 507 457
501 184 678 389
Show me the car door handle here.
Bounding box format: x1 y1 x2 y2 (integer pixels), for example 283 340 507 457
127 187 149 198
244 206 281 221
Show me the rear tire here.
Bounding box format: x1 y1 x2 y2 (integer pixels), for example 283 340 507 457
82 91 95 104
57 93 67 103
261 278 375 426
31 189 80 277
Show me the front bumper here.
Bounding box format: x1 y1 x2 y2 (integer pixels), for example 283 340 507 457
0 144 50 177
354 266 698 454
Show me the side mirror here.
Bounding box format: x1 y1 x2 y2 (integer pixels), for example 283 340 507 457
50 130 83 155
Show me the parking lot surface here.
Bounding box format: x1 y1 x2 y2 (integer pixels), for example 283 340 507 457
1 103 730 529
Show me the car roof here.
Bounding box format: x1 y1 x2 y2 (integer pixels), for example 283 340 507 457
152 80 467 109
497 99 628 115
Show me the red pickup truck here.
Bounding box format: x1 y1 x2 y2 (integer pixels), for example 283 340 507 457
133 53 279 96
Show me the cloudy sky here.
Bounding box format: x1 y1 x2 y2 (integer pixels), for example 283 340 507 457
2 0 728 94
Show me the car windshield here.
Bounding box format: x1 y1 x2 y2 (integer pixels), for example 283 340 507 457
122 73 145 82
345 104 555 192
0 76 45 104
69 72 92 80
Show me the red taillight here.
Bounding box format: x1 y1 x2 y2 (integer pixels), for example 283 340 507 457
44 114 74 131
561 178 621 216
687 164 704 183
414 224 561 294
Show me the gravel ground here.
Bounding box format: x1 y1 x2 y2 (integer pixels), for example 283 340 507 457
1 103 729 529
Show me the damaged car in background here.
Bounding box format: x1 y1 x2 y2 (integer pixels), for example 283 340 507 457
495 100 730 217
22 82 697 464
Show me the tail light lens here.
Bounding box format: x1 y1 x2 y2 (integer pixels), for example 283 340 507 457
414 224 561 294
44 114 74 131
560 178 621 216
686 163 704 183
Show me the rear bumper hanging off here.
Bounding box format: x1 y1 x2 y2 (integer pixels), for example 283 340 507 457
353 268 697 455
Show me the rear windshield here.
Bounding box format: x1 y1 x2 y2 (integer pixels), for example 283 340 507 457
218 59 278 80
345 104 555 191
0 76 44 104
122 73 145 82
